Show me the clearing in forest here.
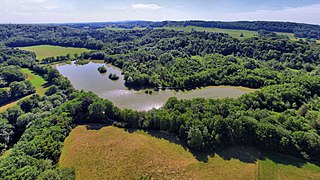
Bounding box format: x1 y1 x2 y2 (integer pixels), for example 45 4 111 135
0 69 47 112
59 125 320 180
19 45 90 60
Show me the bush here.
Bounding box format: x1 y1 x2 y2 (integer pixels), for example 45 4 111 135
109 73 119 80
97 66 107 74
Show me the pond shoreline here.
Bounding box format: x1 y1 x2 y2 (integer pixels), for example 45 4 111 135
56 61 256 111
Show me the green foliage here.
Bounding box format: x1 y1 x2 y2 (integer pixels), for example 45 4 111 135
109 73 119 80
97 66 107 74
1 22 320 179
187 126 204 150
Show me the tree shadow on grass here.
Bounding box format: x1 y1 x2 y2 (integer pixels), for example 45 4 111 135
84 122 112 131
42 82 51 88
125 128 319 168
82 124 319 168
258 150 320 168
125 128 214 163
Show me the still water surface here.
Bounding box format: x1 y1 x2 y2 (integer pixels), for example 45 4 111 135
56 62 255 111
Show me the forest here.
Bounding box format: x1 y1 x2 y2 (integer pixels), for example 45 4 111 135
0 22 320 179
69 20 320 39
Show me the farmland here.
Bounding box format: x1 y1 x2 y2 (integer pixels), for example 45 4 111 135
19 45 91 60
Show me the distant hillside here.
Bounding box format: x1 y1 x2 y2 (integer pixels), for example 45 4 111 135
69 20 320 39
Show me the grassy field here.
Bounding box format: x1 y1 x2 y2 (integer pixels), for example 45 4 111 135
162 26 320 43
0 69 47 112
99 27 146 31
162 26 258 39
258 151 320 180
59 125 320 180
19 45 91 60
21 68 47 96
0 149 12 160
277 32 297 40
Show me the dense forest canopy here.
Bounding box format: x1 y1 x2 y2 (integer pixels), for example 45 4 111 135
0 21 320 179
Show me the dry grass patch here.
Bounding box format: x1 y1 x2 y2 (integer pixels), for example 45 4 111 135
59 125 257 180
60 125 320 179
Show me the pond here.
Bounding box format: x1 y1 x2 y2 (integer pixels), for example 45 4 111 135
56 62 255 111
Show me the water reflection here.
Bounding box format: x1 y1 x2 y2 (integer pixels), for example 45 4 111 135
56 61 255 111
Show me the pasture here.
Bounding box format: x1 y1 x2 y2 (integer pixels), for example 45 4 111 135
21 68 47 96
19 45 90 60
59 125 320 179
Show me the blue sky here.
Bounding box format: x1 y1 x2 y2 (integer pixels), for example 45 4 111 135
1 0 320 24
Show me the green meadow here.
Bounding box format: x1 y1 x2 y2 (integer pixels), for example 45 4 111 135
99 27 146 31
162 26 258 39
21 68 47 96
19 45 91 60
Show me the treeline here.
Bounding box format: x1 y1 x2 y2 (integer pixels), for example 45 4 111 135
69 20 320 39
111 75 320 161
0 25 103 50
164 21 320 39
0 81 35 105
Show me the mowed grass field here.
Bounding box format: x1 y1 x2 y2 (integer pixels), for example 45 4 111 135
21 68 47 96
59 125 320 180
162 26 258 39
19 45 91 60
0 69 47 112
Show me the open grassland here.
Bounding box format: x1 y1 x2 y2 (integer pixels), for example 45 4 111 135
0 149 12 160
277 32 297 40
0 69 47 112
99 27 146 31
162 26 258 39
258 152 320 180
21 68 47 96
59 126 257 179
19 45 91 60
59 125 320 180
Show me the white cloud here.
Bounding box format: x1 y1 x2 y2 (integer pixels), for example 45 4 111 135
132 3 162 10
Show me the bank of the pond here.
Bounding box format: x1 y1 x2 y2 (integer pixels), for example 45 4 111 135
56 61 256 111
